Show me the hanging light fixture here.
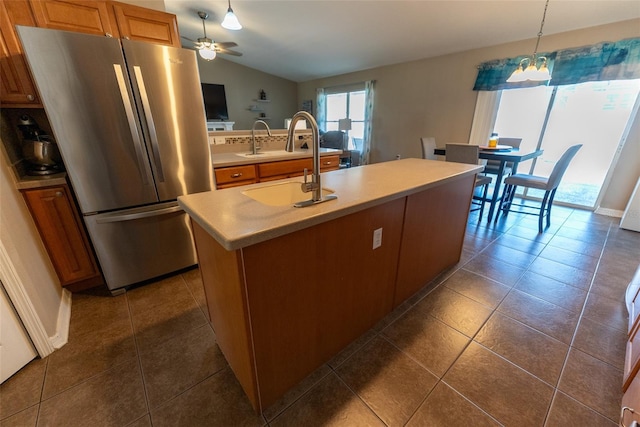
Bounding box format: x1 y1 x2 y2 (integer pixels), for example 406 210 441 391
196 11 217 61
221 0 242 30
507 0 552 83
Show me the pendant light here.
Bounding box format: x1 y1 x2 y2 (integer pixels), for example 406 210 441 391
221 0 242 30
507 0 552 83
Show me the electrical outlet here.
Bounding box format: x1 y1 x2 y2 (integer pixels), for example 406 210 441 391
373 228 383 249
213 136 226 145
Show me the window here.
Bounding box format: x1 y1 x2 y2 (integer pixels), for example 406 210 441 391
492 79 640 209
324 90 366 150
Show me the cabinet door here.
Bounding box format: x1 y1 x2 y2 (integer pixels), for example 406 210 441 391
0 0 40 106
29 0 119 37
111 1 180 47
22 186 100 286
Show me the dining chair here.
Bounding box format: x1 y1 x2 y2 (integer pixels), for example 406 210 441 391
497 144 582 233
420 137 437 160
445 143 492 220
483 137 523 176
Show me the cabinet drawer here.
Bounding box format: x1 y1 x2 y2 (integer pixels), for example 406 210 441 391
258 158 312 179
215 165 257 187
320 155 340 172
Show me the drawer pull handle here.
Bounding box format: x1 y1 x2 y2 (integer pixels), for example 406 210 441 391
323 161 331 165
231 173 243 178
55 191 63 197
621 407 638 427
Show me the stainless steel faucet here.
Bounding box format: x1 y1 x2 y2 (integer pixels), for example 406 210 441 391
286 111 337 207
251 120 271 155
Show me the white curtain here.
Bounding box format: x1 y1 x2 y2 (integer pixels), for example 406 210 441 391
361 80 375 165
316 88 326 130
469 90 501 146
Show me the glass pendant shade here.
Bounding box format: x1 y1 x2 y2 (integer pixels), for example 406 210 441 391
221 3 242 30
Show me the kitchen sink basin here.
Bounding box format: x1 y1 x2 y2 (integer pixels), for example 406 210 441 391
242 181 335 207
236 150 291 158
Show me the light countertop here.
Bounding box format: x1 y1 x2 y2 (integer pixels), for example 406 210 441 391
179 158 482 251
211 148 342 168
15 171 67 190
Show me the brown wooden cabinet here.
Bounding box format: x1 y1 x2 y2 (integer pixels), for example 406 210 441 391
623 273 640 425
29 0 118 36
111 1 180 47
215 155 342 189
215 164 257 189
0 0 40 107
0 0 180 107
21 185 102 289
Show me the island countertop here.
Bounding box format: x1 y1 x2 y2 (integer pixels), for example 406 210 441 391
178 158 482 251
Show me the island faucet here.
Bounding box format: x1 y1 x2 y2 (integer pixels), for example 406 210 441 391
251 120 271 155
286 111 337 207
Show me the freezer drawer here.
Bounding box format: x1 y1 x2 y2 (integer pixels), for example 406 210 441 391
84 202 196 291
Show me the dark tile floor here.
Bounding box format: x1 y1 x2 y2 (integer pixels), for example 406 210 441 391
2 206 638 426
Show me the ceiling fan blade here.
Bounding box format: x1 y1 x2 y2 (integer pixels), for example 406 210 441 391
214 41 237 49
217 48 243 57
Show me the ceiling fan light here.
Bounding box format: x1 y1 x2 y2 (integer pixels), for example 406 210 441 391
199 47 217 61
221 8 242 30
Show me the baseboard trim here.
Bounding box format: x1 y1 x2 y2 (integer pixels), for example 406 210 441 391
595 207 624 218
0 241 63 357
50 289 72 349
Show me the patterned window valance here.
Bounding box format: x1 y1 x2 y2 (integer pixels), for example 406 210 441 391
474 37 640 91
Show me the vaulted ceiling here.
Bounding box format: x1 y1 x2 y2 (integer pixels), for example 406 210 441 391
166 1 640 82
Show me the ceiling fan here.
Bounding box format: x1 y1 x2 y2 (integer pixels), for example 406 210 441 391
183 11 242 60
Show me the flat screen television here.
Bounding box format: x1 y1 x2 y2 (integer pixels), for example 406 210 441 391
201 83 229 121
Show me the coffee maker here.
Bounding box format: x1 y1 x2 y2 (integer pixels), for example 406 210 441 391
18 115 63 175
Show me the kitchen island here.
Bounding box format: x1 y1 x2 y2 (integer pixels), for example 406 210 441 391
178 158 482 413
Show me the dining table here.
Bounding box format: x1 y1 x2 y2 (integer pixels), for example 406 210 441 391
434 146 544 222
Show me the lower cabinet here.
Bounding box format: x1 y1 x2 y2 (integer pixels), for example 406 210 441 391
192 174 473 413
21 184 102 289
214 155 341 189
623 270 640 425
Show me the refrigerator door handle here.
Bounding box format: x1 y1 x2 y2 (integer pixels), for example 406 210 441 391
95 204 183 224
113 64 150 186
133 66 165 183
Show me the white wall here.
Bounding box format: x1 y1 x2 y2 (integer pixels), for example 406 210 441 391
197 57 298 130
298 19 640 212
0 145 62 338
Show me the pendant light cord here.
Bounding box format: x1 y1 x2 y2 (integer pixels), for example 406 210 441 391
533 0 550 55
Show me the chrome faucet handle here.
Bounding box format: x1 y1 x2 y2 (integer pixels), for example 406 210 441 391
301 168 317 193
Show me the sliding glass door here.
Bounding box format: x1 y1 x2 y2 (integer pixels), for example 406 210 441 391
493 79 640 209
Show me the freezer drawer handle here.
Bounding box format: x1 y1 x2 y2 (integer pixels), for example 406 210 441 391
133 66 165 183
95 205 183 224
113 64 150 186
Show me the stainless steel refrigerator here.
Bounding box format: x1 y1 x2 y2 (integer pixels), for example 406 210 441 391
17 26 213 294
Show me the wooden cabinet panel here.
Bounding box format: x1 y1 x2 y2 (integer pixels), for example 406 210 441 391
111 1 180 47
394 175 474 306
215 164 257 189
29 0 118 36
319 154 340 172
257 158 311 180
22 185 100 286
0 0 40 106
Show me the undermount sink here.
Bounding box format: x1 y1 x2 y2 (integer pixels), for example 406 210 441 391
242 181 336 207
235 150 291 158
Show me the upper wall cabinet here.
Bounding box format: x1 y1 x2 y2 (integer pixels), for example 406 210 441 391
0 0 40 106
0 0 181 108
29 0 119 37
111 1 180 47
